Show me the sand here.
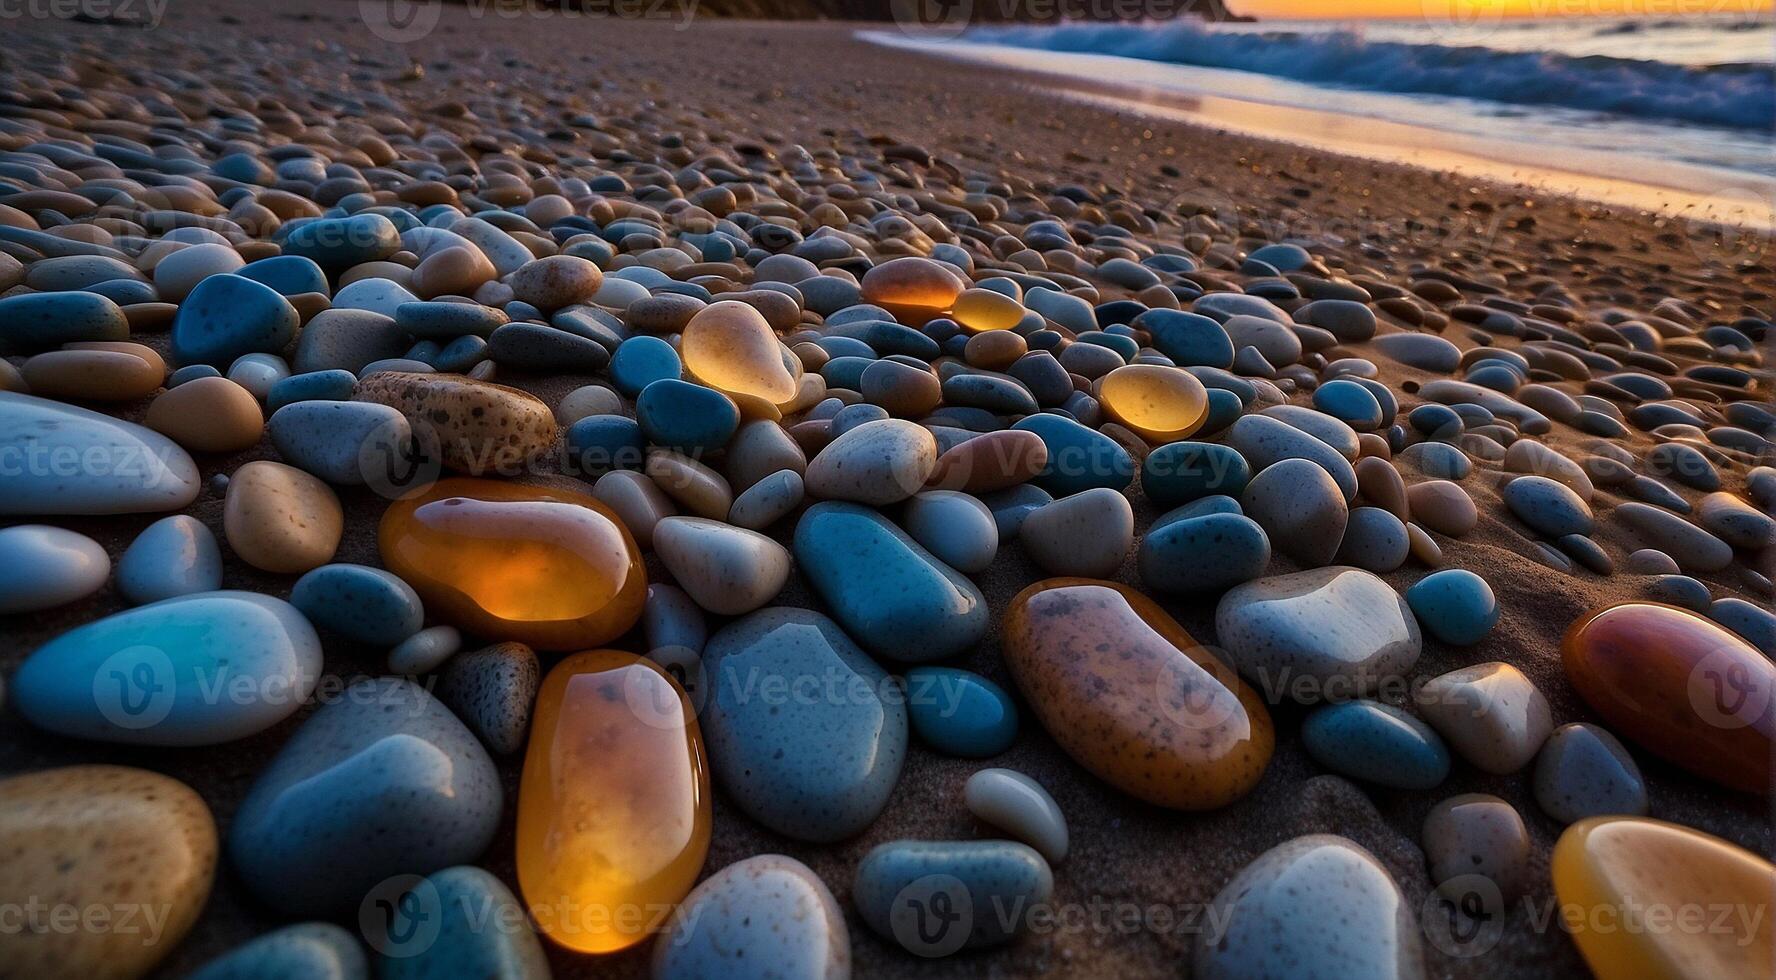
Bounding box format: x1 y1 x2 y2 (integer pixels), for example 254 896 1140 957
2 4 1771 978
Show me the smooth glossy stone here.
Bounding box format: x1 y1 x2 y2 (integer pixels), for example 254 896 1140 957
1502 475 1594 537
283 213 400 271
116 514 222 605
437 641 540 755
229 352 293 399
654 516 790 615
566 414 647 479
1006 578 1273 809
555 383 624 425
651 855 850 980
606 463 689 541
0 524 108 613
187 923 367 980
1625 547 1681 574
703 608 905 841
292 309 408 374
0 391 201 515
1011 413 1135 497
0 291 129 350
21 347 161 402
1404 569 1499 645
1138 309 1234 368
268 401 411 487
1241 458 1349 567
725 418 809 493
1406 522 1442 565
901 489 998 573
0 766 215 979
373 866 550 979
804 418 938 506
1711 597 1775 656
729 467 805 531
1533 723 1648 824
644 583 707 657
852 840 1052 954
171 273 299 366
1406 480 1477 537
387 624 462 676
1142 441 1250 508
1138 512 1270 594
1096 364 1208 443
905 666 1017 758
1313 378 1384 429
1422 793 1531 912
1614 502 1734 573
963 768 1067 863
268 369 358 411
925 429 1048 494
681 300 797 414
1216 567 1422 704
952 286 1025 333
231 677 500 915
1301 699 1449 790
1697 491 1776 550
637 379 738 455
144 375 264 454
1262 404 1361 460
15 590 321 745
289 563 423 646
1416 662 1552 775
518 650 710 953
860 256 966 321
1333 505 1410 572
354 372 556 475
982 483 1053 540
380 478 645 650
793 502 988 662
1552 817 1774 980
1196 834 1423 980
1227 413 1358 501
223 460 343 573
1503 439 1594 499
1019 487 1134 578
1562 602 1773 793
1643 573 1712 611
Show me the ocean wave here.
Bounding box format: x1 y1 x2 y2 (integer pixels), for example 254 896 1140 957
965 23 1776 131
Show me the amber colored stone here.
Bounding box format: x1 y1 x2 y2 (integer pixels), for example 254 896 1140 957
680 300 798 416
518 650 710 954
952 286 1025 333
859 256 966 322
925 430 1049 495
1562 601 1773 794
1095 365 1209 443
1003 578 1274 809
1552 816 1774 979
380 478 645 650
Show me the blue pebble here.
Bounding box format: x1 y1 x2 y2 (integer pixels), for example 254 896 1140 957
172 274 299 367
374 867 549 979
981 484 1052 540
1400 440 1472 480
904 666 1017 757
1301 699 1450 790
187 923 367 980
1011 413 1134 497
1312 379 1384 430
169 364 223 387
830 402 890 439
1197 387 1245 436
0 291 129 350
1138 512 1270 595
853 840 1052 953
1405 569 1500 645
608 335 682 397
431 335 488 374
1142 441 1250 509
238 254 331 298
943 374 1040 416
1135 309 1234 369
290 564 424 646
1409 404 1464 440
267 369 358 411
820 355 874 391
85 278 159 305
636 379 738 454
565 414 646 477
280 213 401 272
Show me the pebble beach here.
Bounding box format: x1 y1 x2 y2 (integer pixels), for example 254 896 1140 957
1 4 1773 979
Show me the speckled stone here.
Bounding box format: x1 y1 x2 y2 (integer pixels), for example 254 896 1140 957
702 607 906 842
1532 722 1648 824
853 840 1053 955
1241 458 1349 567
904 666 1018 758
1226 413 1358 501
1422 793 1531 912
1141 441 1251 508
1334 506 1410 572
1011 412 1136 497
267 400 413 486
1019 486 1134 578
1301 699 1449 790
654 516 791 615
1195 834 1424 980
0 765 216 980
0 524 109 614
1416 662 1552 775
1502 475 1593 537
223 460 344 574
187 923 368 980
289 563 423 646
0 392 202 515
436 642 540 756
228 677 502 915
1006 578 1273 809
900 489 999 573
963 768 1069 863
373 866 550 979
1137 510 1270 595
804 418 938 506
1404 569 1499 646
1216 567 1423 704
353 372 556 475
651 855 850 980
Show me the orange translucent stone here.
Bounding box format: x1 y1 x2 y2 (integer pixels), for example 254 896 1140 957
859 256 966 322
1096 364 1209 443
951 287 1025 333
518 650 711 954
1003 577 1273 809
1552 816 1774 980
680 300 798 416
379 478 645 651
1562 601 1773 794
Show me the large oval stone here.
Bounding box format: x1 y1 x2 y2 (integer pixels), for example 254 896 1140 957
0 765 216 979
702 607 907 841
353 372 556 475
1562 601 1774 794
0 392 201 515
518 650 710 954
14 591 322 746
852 840 1052 955
1005 578 1273 809
652 855 850 980
1553 816 1774 979
380 478 645 650
680 300 797 415
1215 567 1422 703
793 501 988 662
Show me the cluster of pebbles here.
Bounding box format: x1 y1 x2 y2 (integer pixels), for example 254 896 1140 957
1 13 1773 980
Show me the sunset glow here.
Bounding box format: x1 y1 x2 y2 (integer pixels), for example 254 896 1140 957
1231 0 1773 19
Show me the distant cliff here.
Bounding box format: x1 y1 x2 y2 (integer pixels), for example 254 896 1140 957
543 0 1243 22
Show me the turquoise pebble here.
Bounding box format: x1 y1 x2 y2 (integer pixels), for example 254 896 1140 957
793 502 988 663
1400 440 1472 480
1138 512 1269 594
904 666 1017 757
853 840 1052 954
374 867 549 979
237 254 330 298
267 369 358 411
1405 569 1500 645
188 923 367 980
1011 413 1134 497
172 274 299 367
565 414 645 477
608 335 682 397
1197 387 1244 436
0 291 129 350
1142 441 1251 508
942 374 1040 416
826 320 940 359
1312 379 1384 430
1301 699 1450 789
290 564 424 646
1153 495 1244 527
394 301 507 339
982 484 1052 539
281 213 401 272
820 355 872 391
636 379 737 454
431 334 488 374
1135 309 1233 369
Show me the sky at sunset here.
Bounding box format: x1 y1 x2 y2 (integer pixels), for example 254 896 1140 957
1232 0 1773 18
